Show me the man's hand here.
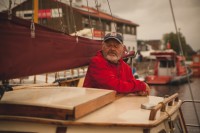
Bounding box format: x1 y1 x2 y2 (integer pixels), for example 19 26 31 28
137 83 150 96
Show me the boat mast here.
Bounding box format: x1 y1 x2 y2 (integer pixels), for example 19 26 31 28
169 0 200 129
33 0 38 23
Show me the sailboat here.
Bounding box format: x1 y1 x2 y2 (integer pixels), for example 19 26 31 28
0 1 190 133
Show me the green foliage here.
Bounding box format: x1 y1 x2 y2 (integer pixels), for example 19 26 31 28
162 32 195 60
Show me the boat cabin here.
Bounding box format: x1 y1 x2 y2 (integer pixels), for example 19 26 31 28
153 53 186 77
145 50 190 85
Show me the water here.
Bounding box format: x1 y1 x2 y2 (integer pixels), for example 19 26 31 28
150 77 200 133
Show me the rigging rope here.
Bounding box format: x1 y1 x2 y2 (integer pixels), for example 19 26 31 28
94 0 103 37
86 0 94 39
57 0 65 33
106 0 117 32
30 0 35 38
69 0 78 42
169 0 200 129
8 0 12 20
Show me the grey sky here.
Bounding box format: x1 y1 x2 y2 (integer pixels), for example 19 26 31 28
1 0 199 50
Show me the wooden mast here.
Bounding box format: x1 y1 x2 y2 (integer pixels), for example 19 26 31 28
33 0 38 23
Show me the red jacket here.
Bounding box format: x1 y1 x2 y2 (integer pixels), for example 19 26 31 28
83 51 146 93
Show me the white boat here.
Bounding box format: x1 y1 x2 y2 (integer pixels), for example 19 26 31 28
0 86 187 133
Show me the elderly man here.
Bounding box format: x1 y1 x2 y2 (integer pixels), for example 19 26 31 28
83 32 150 95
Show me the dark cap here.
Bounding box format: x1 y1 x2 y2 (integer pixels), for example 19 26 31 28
103 32 123 44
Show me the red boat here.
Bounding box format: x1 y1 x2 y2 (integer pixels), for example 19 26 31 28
145 50 192 85
190 54 200 76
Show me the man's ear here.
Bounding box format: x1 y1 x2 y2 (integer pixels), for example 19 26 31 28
123 45 128 53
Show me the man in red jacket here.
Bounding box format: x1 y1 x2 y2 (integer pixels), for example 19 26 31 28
83 32 150 95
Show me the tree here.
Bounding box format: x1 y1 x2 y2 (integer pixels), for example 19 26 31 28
162 32 195 60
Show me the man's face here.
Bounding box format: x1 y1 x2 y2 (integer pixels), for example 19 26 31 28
102 39 124 64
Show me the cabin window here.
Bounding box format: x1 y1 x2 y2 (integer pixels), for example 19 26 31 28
159 60 175 68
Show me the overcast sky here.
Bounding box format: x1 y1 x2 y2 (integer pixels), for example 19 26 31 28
83 0 200 51
1 0 200 50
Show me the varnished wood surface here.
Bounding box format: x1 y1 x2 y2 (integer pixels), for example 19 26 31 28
0 87 116 120
75 94 181 126
0 92 182 127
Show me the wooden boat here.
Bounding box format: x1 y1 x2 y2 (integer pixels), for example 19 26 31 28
0 2 189 133
0 86 187 133
145 49 193 85
190 54 200 76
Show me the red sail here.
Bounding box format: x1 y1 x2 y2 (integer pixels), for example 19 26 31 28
0 13 102 80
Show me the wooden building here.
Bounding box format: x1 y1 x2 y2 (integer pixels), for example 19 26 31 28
12 0 139 51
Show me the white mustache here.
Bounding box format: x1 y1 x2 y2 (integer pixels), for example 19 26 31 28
107 50 117 56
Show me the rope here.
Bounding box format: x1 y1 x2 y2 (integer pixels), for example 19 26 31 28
165 110 175 133
8 0 12 20
30 0 35 38
169 0 200 129
94 0 103 39
30 19 35 38
69 0 78 42
56 0 65 33
106 0 117 32
86 0 93 39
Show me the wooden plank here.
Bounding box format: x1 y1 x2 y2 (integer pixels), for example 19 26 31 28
0 87 116 120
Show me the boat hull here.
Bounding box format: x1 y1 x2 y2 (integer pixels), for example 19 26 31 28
145 67 193 85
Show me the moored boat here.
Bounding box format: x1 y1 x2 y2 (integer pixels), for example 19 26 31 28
190 54 200 76
145 49 193 85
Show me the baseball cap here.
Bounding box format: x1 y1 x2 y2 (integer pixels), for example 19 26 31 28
103 32 123 44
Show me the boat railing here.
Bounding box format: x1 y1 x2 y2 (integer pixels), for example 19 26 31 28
6 66 88 85
181 100 200 128
149 93 179 120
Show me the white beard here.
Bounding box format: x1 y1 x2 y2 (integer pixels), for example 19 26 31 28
106 54 120 64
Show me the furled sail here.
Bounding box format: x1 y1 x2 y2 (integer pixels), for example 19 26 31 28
0 12 102 80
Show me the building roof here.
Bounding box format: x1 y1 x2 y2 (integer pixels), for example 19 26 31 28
74 5 139 26
11 0 139 27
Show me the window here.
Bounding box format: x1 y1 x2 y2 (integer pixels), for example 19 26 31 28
131 27 135 35
91 19 96 28
82 17 89 28
126 26 131 33
160 60 175 68
105 23 110 31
